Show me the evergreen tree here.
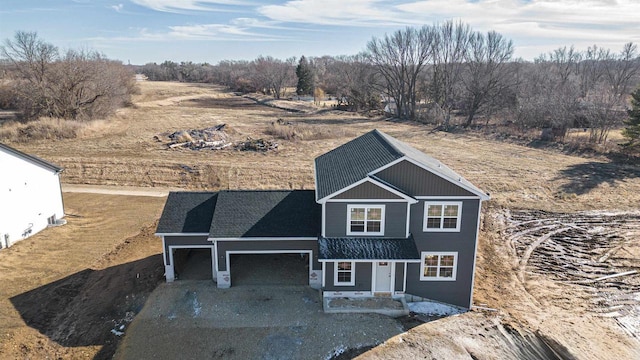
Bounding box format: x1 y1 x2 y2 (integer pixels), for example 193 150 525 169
622 87 640 152
296 56 314 95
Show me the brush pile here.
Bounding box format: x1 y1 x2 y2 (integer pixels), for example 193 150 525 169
157 124 277 152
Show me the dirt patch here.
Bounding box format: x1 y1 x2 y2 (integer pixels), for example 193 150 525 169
0 193 166 360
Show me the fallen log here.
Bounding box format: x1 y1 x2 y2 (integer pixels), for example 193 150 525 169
593 270 638 282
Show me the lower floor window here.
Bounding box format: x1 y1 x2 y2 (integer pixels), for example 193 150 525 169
335 261 355 286
420 252 457 281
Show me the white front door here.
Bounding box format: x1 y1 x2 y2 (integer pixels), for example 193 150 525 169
374 262 392 293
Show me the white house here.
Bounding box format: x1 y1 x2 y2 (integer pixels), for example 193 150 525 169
0 143 65 249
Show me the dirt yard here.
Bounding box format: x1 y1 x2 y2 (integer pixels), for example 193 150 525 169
0 193 166 359
2 81 639 359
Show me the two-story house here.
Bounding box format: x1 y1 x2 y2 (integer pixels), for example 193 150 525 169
156 130 489 309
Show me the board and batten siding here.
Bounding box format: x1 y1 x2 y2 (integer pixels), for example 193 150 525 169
332 181 403 199
324 202 407 238
405 198 480 308
374 160 475 196
323 261 372 291
0 150 63 248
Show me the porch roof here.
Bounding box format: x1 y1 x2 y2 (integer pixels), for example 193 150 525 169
318 235 419 261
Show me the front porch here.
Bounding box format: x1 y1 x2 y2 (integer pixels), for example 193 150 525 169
322 294 410 317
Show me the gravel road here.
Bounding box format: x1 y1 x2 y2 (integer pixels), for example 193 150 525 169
115 281 406 360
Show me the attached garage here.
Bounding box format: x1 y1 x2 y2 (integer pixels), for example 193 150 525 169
156 190 322 288
156 192 218 282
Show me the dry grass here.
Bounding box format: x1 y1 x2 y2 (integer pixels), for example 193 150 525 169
4 80 640 212
265 121 354 141
0 118 108 143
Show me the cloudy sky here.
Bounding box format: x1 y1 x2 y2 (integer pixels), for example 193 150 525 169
1 0 638 65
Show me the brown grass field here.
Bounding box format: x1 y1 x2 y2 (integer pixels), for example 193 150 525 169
1 81 639 359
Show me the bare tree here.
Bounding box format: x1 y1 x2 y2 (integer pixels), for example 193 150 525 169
1 31 135 120
366 26 434 120
461 30 514 127
429 21 472 129
327 54 380 111
583 42 639 143
250 56 296 99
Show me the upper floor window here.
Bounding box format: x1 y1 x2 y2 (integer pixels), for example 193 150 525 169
347 205 385 236
420 252 457 281
423 202 462 232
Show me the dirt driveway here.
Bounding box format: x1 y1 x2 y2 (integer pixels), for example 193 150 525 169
115 282 405 360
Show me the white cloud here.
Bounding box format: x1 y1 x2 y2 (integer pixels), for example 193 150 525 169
257 0 640 58
111 4 124 12
130 0 252 13
259 0 413 27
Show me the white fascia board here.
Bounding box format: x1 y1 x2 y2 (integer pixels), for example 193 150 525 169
367 177 418 204
366 157 405 176
400 156 490 201
313 158 320 202
211 237 318 241
155 232 210 237
469 199 483 308
317 177 416 204
415 196 481 200
318 259 417 263
316 177 369 204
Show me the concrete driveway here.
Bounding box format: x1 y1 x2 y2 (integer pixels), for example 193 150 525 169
115 281 406 360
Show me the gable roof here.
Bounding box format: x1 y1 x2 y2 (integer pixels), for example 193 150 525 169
318 235 419 260
156 192 218 234
314 130 488 201
315 130 403 201
0 143 62 173
209 190 320 238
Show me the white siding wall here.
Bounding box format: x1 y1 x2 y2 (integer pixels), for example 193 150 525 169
0 150 64 248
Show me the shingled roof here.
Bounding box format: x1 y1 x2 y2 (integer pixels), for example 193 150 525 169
156 192 218 234
314 129 488 201
209 190 320 238
0 143 62 173
318 236 420 260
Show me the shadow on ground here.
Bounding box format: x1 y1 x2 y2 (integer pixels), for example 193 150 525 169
10 255 164 360
556 160 640 195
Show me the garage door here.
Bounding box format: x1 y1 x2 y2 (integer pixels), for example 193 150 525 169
172 247 214 281
229 253 309 285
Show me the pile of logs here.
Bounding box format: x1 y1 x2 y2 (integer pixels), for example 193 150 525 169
234 137 278 151
159 124 278 152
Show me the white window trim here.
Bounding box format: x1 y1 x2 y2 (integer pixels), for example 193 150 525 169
420 252 458 281
334 261 355 286
423 201 462 232
346 204 385 236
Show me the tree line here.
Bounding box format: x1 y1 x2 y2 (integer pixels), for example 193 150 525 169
3 25 638 149
0 31 136 121
139 21 640 146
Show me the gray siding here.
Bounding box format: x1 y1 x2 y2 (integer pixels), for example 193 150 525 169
333 181 403 199
163 235 211 265
323 261 372 291
374 160 475 197
394 262 404 292
216 239 320 271
325 202 407 238
405 198 480 308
